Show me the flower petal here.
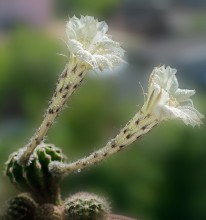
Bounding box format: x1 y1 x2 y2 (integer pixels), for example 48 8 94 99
143 65 204 127
68 39 97 67
93 54 113 70
177 106 204 127
174 89 195 102
66 15 125 70
154 102 204 127
152 66 178 93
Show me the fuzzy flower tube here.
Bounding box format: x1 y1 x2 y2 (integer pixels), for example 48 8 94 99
18 16 125 165
49 66 204 176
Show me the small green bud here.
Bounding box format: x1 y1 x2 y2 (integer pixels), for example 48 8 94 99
5 144 66 204
34 204 62 220
0 193 37 220
63 192 110 220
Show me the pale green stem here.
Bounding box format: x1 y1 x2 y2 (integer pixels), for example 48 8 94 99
19 58 90 165
49 110 159 176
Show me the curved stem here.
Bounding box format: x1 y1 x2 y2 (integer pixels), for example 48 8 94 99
19 59 89 165
50 110 159 176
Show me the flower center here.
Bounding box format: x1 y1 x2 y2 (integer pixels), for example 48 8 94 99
168 96 179 107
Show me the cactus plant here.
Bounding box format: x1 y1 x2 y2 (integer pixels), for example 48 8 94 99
63 192 110 220
5 144 66 204
0 193 37 220
1 15 204 220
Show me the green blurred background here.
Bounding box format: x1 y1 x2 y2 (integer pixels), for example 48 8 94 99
0 0 206 219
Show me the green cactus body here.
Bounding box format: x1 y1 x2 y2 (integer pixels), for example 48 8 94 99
63 192 110 220
5 144 66 204
0 193 37 220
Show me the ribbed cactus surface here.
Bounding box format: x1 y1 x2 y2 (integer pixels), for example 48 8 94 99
5 144 66 204
63 192 110 220
0 193 37 220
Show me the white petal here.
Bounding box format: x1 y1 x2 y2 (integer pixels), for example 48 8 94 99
66 16 81 39
174 89 195 102
177 106 204 127
143 82 162 114
153 104 174 120
65 15 125 70
94 21 108 42
68 39 97 67
92 38 123 56
144 65 204 127
168 74 178 94
152 66 178 92
93 54 113 70
155 104 203 127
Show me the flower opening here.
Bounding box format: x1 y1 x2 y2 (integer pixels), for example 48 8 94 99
142 65 204 127
66 15 125 71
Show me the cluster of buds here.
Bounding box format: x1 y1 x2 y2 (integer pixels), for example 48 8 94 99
1 15 204 220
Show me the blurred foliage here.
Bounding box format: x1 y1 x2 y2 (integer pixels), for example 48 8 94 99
0 27 206 220
55 0 120 19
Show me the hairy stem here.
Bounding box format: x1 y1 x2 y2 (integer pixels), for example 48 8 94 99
19 58 89 165
50 110 159 176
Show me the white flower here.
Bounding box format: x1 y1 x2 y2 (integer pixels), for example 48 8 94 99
142 65 204 127
66 15 125 70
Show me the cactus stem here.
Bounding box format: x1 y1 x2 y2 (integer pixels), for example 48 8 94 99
18 58 89 165
49 110 159 176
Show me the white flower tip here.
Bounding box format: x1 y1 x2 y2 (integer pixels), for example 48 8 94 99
143 65 204 127
66 15 125 71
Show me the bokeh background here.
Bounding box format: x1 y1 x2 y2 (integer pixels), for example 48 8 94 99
0 0 206 219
